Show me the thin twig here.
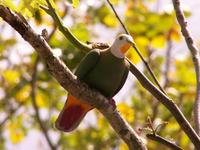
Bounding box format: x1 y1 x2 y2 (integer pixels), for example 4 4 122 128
140 118 181 149
126 58 200 149
31 57 56 150
172 0 200 135
163 39 173 87
145 117 182 150
30 5 69 149
0 103 23 128
133 44 167 95
106 0 166 95
146 134 183 150
152 38 173 121
40 0 91 52
106 0 129 34
0 5 147 150
0 76 29 128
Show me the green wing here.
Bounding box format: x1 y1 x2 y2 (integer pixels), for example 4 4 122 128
111 60 130 97
75 49 100 80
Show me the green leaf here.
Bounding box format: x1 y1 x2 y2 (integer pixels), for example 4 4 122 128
71 23 90 42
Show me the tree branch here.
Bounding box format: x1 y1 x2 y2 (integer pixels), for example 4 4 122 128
152 38 173 121
0 5 147 150
172 0 200 136
106 0 166 95
146 134 183 150
144 117 182 150
31 56 57 150
106 0 129 34
126 59 200 149
163 39 173 88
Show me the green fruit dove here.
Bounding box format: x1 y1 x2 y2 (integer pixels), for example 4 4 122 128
56 34 133 132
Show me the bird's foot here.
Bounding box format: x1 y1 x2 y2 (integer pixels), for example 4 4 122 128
109 98 116 110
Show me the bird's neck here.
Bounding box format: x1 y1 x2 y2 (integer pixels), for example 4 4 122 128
110 44 125 59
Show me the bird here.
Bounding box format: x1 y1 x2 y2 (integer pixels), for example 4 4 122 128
55 34 134 132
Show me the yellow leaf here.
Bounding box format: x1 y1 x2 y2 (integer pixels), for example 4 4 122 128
110 0 119 5
126 46 147 64
2 70 20 85
126 47 139 64
0 0 17 11
8 121 25 144
36 91 48 108
171 31 181 42
72 0 79 8
170 26 181 42
166 121 180 133
135 36 150 48
10 130 25 144
151 35 166 48
118 103 134 123
97 114 109 128
15 85 31 102
103 14 118 27
180 133 190 147
119 142 128 150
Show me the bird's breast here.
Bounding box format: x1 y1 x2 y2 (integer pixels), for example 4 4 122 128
83 56 127 98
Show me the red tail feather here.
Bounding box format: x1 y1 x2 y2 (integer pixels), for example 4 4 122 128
55 95 93 132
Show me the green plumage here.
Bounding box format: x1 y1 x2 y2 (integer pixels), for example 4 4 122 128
75 49 129 98
56 34 133 132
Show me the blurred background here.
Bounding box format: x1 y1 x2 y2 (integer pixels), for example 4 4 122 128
0 0 200 149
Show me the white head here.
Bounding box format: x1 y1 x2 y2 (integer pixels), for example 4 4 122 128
110 34 134 58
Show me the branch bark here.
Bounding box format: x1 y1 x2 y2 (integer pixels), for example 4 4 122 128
0 5 147 150
146 118 183 150
172 0 200 136
30 6 69 149
146 134 183 150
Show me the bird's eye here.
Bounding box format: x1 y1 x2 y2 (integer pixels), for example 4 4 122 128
119 36 123 40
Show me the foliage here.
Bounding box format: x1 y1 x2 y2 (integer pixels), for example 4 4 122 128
0 0 196 149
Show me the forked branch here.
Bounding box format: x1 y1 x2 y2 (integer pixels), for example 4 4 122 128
172 0 200 136
0 5 147 150
39 1 200 148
